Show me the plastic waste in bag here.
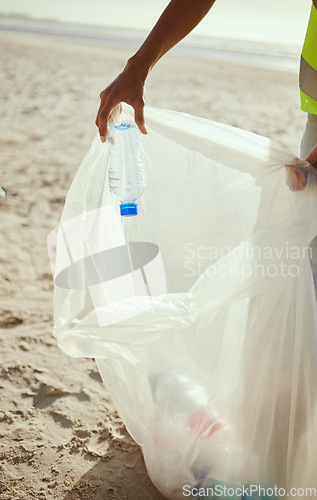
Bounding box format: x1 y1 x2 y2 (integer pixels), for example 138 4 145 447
148 369 259 495
48 105 317 499
108 120 145 216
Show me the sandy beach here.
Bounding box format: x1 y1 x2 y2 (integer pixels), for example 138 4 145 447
0 31 308 499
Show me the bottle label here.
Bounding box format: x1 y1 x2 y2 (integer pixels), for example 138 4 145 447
114 124 131 131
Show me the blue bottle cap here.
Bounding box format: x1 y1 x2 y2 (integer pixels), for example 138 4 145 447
120 202 138 216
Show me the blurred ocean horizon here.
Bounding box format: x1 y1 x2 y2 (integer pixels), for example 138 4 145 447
0 14 302 73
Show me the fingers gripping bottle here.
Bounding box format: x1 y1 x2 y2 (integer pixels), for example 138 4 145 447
107 120 145 216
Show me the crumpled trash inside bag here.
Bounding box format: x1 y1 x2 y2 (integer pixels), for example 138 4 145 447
48 105 317 499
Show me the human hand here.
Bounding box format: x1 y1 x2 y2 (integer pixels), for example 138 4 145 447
95 60 148 142
285 145 317 191
285 159 310 191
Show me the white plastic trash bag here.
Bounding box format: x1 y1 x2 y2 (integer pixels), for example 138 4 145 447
48 105 317 499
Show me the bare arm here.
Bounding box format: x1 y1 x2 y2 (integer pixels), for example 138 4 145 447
96 0 217 141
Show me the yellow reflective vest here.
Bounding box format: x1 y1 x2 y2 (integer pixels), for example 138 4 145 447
300 0 317 114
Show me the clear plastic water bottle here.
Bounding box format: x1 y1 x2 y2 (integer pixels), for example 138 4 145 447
150 370 230 438
151 370 208 421
108 120 145 216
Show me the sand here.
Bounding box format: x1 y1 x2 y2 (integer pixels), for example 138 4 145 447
0 31 308 499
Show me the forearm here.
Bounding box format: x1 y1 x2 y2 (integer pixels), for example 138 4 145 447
96 0 216 139
127 0 217 79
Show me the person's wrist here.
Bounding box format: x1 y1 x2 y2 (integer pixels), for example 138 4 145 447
125 54 150 82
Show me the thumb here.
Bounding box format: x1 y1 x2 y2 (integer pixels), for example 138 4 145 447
133 99 147 135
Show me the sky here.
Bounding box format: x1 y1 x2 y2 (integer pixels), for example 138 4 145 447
0 0 312 46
